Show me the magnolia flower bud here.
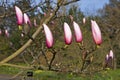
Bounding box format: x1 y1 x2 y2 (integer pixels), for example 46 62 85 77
15 6 23 25
106 54 109 60
23 13 31 26
83 17 86 24
73 21 82 43
0 29 2 35
109 50 114 59
34 19 37 27
91 20 102 45
43 24 54 48
64 22 72 45
5 29 9 37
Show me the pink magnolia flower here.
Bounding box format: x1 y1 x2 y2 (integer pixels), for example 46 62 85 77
34 19 37 27
91 20 102 45
73 21 82 43
69 15 73 22
5 29 9 37
44 13 46 17
106 54 109 60
21 33 24 37
64 22 72 45
23 13 32 26
50 21 55 25
109 50 114 59
50 13 53 16
15 6 23 25
43 24 54 48
83 17 86 24
0 29 2 35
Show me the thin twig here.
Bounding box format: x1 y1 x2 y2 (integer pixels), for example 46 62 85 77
0 0 80 65
10 70 24 79
49 48 57 70
0 63 33 69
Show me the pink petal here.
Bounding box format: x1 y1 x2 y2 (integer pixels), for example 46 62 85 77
15 6 23 25
5 29 9 37
69 15 73 22
83 17 86 24
43 24 54 48
91 20 102 45
21 33 24 37
64 22 72 45
44 13 46 16
106 54 109 60
109 50 114 59
0 29 2 35
73 21 82 43
34 19 37 27
23 13 32 26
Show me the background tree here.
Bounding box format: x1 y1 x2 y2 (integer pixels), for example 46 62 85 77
0 0 117 79
99 0 120 68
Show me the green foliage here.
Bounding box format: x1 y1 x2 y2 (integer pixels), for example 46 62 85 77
34 70 84 80
33 69 120 80
0 1 119 78
10 31 21 49
99 0 120 68
0 65 120 80
0 36 9 51
69 5 84 22
0 66 119 80
0 66 20 75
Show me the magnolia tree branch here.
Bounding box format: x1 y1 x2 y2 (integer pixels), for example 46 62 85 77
0 0 80 68
0 1 45 18
0 10 55 64
77 42 97 72
63 0 80 6
0 1 58 64
48 49 57 70
1 63 33 69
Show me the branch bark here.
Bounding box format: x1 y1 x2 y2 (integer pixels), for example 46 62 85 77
0 0 80 67
62 0 80 6
0 0 63 65
0 63 33 69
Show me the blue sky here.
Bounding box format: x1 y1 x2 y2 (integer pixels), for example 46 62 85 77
9 0 110 16
78 0 109 16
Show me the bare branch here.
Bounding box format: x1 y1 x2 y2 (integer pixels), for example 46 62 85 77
62 0 80 6
0 63 33 69
0 1 45 18
0 0 64 64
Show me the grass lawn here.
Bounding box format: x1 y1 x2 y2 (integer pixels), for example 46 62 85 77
33 69 120 80
0 65 120 80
